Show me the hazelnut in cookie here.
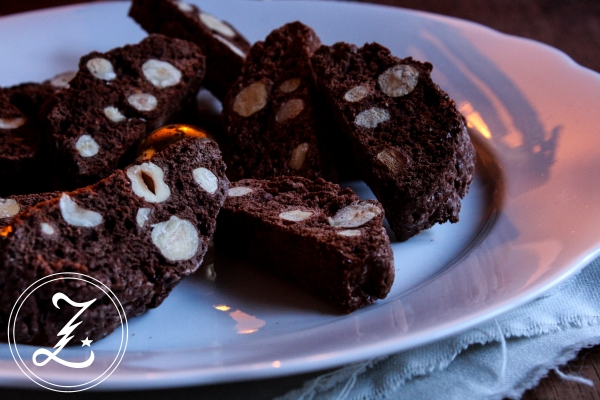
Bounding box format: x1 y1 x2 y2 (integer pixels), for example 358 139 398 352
129 0 250 101
311 43 476 241
0 138 228 345
214 176 394 313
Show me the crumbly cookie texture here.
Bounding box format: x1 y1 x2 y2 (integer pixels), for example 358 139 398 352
0 86 50 196
311 42 475 241
215 176 394 313
0 72 79 194
129 0 250 101
44 34 205 188
0 192 61 229
223 21 334 181
0 139 228 345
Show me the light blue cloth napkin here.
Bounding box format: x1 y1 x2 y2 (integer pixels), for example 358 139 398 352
276 257 600 399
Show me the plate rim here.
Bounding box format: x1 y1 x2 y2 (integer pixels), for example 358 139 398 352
1 0 600 389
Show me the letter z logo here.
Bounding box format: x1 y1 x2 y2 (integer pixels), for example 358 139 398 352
8 272 128 392
32 293 97 368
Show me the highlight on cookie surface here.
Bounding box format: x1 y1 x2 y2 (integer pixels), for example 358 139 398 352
137 124 213 160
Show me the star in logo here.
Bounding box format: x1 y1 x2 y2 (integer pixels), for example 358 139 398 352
81 337 93 347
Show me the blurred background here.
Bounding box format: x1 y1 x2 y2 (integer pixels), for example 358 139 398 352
0 0 599 73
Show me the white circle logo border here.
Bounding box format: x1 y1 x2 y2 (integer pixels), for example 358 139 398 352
7 272 128 393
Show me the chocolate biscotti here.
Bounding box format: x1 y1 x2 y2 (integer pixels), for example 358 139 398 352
0 72 77 194
0 91 50 196
223 22 333 181
214 176 394 312
129 0 250 101
44 34 205 188
311 43 476 241
0 138 228 345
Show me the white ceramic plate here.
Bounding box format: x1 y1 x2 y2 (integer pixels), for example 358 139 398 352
2 0 600 390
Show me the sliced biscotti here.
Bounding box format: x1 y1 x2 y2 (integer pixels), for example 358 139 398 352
311 42 476 241
0 138 228 345
129 0 250 101
44 34 205 188
223 22 333 181
214 177 394 313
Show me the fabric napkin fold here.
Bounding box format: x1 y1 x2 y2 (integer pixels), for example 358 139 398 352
277 257 600 400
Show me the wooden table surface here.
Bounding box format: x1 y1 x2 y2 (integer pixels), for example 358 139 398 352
1 1 600 399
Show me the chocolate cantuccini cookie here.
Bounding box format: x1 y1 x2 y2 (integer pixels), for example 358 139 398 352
223 22 334 181
311 43 475 241
0 138 228 345
214 177 394 312
129 0 250 101
44 34 205 188
0 91 49 196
